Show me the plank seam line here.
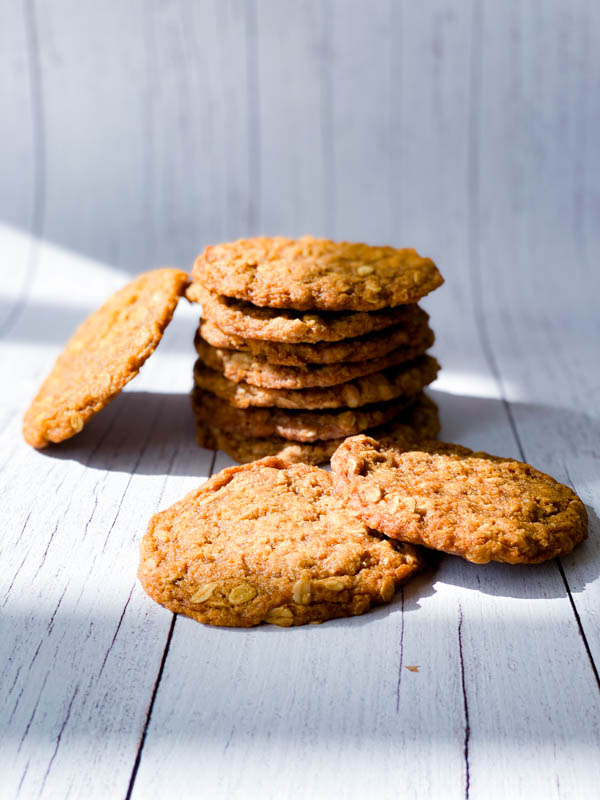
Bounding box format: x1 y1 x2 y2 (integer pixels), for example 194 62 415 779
558 463 600 694
17 672 49 752
16 757 31 797
556 560 600 693
457 603 470 800
1 0 46 339
98 437 182 678
466 0 600 693
101 395 168 553
97 584 135 681
395 586 405 711
124 615 176 800
124 446 217 798
37 684 80 796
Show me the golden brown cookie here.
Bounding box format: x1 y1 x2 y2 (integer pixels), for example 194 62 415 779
138 458 423 627
23 268 188 448
187 283 424 343
192 388 414 442
198 310 432 365
192 236 443 311
193 355 440 410
331 437 588 564
194 393 440 465
194 330 434 389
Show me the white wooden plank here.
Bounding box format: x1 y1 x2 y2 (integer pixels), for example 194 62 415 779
387 2 600 798
329 0 394 243
255 0 333 237
142 0 253 262
473 0 600 669
0 235 214 799
0 3 35 236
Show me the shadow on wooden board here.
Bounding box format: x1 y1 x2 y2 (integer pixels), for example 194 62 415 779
40 386 600 476
39 390 208 477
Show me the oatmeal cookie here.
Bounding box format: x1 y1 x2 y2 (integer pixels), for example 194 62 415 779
23 268 188 448
194 331 434 389
138 459 423 627
331 437 588 564
191 236 443 311
194 393 440 465
198 311 432 366
193 355 440 410
192 388 414 442
187 283 423 343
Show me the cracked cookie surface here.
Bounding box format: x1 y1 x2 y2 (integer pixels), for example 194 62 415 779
23 268 188 448
192 236 443 310
331 437 588 564
138 458 423 627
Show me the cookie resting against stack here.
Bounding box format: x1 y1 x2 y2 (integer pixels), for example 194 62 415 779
186 236 444 463
22 269 189 448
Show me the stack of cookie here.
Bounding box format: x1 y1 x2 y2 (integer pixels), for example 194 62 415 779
186 236 444 464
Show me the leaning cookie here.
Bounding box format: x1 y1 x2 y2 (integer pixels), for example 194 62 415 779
330 437 588 564
192 236 443 311
138 459 423 627
193 355 440 410
194 393 440 465
23 268 188 448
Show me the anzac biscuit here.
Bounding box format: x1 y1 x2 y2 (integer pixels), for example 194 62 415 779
23 268 188 448
197 311 432 366
193 355 439 410
194 393 440 465
192 388 414 442
194 331 434 389
191 236 443 311
138 459 423 627
187 283 423 343
331 437 588 564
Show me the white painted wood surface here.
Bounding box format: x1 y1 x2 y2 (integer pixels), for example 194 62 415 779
1 2 599 798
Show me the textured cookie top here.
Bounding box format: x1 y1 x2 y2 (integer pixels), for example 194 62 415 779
138 459 422 627
23 268 188 448
193 355 440 409
187 283 423 343
194 328 434 389
331 437 588 565
198 310 432 366
192 236 443 311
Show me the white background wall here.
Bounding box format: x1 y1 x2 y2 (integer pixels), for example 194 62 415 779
1 0 598 291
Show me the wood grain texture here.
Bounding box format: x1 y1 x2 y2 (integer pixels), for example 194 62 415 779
1 1 599 798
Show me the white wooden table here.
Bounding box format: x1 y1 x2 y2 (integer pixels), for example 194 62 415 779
1 222 599 800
